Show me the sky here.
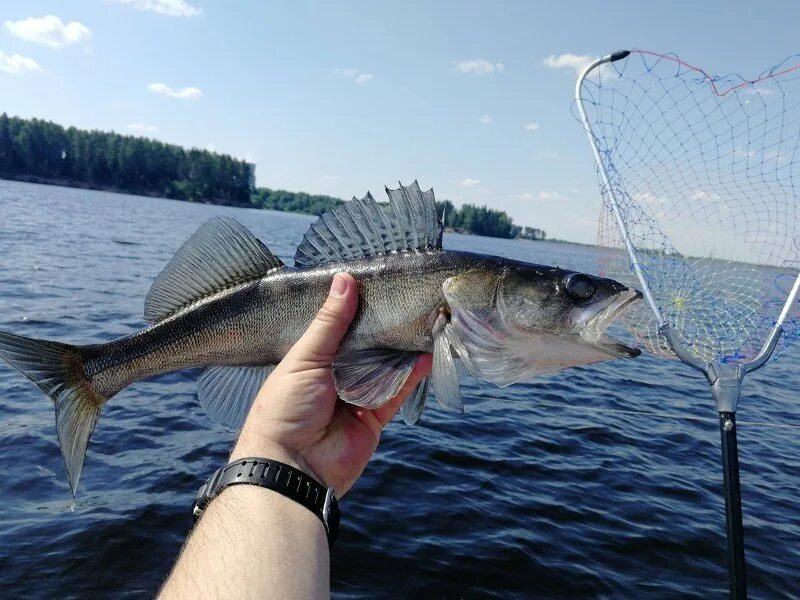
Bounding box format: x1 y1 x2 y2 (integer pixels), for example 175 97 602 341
2 0 800 243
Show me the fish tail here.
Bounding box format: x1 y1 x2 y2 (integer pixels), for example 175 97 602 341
0 331 105 497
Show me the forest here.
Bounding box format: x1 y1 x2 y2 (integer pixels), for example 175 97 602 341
0 114 545 241
251 186 342 215
438 200 546 240
0 113 254 206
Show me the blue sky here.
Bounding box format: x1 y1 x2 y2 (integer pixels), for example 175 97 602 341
2 0 800 243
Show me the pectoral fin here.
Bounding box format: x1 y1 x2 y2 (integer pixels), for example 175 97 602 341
431 315 464 413
332 349 420 408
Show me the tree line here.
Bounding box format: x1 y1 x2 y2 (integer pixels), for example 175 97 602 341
0 113 254 206
256 194 546 241
0 113 545 241
438 200 546 240
251 187 342 215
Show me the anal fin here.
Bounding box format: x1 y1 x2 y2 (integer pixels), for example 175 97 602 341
197 364 275 431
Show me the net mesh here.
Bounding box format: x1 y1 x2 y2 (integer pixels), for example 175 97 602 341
577 50 800 364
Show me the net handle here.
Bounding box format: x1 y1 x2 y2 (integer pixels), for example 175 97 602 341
574 49 795 374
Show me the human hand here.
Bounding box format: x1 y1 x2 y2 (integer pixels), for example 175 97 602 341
231 272 432 496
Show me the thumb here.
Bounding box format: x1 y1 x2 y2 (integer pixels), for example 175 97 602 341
284 272 358 367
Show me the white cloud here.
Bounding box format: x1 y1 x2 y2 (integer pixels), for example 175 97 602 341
542 52 616 80
323 174 342 181
455 59 504 75
0 51 42 74
5 15 92 49
509 192 535 201
538 191 562 201
147 82 202 99
689 189 721 202
205 143 216 152
542 53 596 75
478 115 493 124
743 85 774 96
459 178 480 187
523 122 539 131
633 191 668 206
335 68 358 78
107 0 204 17
334 68 374 84
128 122 158 133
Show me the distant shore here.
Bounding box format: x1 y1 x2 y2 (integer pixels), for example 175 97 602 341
0 112 549 242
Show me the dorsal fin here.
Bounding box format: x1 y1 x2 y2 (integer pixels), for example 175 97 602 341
144 217 284 323
293 180 443 268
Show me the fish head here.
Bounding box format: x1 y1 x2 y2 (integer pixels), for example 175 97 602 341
442 260 643 387
498 264 642 359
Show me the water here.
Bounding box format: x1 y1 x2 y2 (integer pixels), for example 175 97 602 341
0 180 797 599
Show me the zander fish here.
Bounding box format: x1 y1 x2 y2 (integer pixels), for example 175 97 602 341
0 182 641 495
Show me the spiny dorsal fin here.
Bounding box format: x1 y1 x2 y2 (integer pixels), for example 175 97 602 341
145 217 283 323
293 180 442 268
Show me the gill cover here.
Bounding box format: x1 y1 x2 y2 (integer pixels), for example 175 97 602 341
442 270 623 387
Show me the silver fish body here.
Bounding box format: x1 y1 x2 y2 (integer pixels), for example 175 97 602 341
85 250 462 397
0 182 641 494
85 250 637 396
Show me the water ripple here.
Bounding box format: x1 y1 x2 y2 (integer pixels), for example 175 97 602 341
0 181 797 598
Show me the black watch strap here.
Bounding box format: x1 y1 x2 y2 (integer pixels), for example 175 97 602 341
191 457 340 548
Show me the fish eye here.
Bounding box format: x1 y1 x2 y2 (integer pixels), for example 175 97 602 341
563 273 597 301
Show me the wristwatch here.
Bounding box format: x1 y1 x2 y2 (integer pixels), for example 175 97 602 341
192 456 340 548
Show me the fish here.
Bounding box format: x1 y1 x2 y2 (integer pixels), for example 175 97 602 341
0 181 641 495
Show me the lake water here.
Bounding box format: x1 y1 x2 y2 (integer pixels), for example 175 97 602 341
0 180 798 599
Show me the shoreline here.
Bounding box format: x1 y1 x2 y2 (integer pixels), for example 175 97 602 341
0 175 585 247
0 174 250 207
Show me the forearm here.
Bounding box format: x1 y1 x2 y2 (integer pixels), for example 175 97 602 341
158 444 330 600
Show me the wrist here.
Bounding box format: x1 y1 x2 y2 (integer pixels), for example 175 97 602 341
231 434 324 487
231 436 301 468
193 454 341 549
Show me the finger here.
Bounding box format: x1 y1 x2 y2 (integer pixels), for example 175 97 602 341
373 353 433 427
284 272 358 367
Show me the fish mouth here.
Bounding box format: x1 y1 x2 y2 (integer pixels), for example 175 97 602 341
574 289 643 357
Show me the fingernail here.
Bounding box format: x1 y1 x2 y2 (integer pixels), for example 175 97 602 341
330 273 348 297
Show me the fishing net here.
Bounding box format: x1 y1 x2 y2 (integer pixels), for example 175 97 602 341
576 50 800 365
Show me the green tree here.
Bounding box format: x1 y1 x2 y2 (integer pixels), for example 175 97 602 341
0 113 255 203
